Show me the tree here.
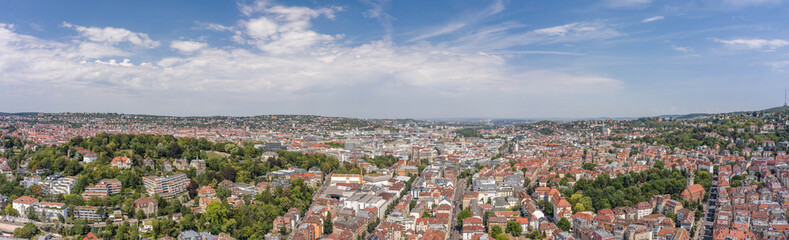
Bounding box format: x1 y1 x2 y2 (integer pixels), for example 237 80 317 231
186 179 198 198
367 219 379 233
222 166 237 182
457 209 472 227
4 204 17 216
13 223 38 239
205 201 229 226
539 200 554 215
491 225 503 236
557 217 571 231
324 212 333 234
505 220 522 236
582 163 596 171
421 209 431 218
654 160 665 169
137 209 146 220
409 200 416 211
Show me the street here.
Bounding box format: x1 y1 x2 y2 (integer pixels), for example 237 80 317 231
449 177 468 240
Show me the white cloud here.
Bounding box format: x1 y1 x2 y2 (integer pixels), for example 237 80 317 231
716 38 789 51
63 22 159 48
723 0 781 8
363 0 395 42
0 1 624 117
642 16 664 23
454 22 622 50
171 40 207 53
671 45 692 53
603 0 653 9
77 42 129 58
234 1 342 54
408 0 505 42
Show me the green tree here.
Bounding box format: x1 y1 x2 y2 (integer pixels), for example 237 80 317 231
582 163 596 171
205 201 229 226
539 200 554 215
457 209 472 227
505 220 522 236
13 223 38 239
491 225 503 236
557 217 571 231
4 204 18 216
324 212 333 234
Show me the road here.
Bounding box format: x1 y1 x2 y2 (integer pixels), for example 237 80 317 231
696 172 718 240
449 177 468 240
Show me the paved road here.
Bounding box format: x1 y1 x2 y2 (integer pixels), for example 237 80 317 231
449 177 468 240
697 172 719 240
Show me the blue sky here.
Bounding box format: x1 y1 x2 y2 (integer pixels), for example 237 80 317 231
1 0 789 118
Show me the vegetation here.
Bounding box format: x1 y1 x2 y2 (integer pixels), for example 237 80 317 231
557 217 571 231
582 163 596 171
564 167 689 213
0 133 364 239
505 220 522 237
457 209 472 228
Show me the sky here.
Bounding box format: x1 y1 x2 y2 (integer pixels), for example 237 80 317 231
1 0 789 119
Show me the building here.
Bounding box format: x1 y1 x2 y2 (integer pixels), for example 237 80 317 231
81 179 122 199
135 197 159 217
330 174 363 185
680 184 705 202
37 202 68 222
143 173 189 199
635 202 652 220
111 156 132 169
74 206 104 221
50 176 78 195
83 232 100 240
12 196 39 217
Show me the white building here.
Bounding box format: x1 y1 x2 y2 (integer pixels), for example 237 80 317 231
12 196 39 217
37 202 68 222
330 174 363 185
50 176 78 195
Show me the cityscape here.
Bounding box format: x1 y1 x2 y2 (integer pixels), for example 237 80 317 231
3 0 789 240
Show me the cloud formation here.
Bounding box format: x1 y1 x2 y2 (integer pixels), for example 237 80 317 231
171 40 207 53
0 1 625 118
642 16 664 23
716 38 789 51
63 22 159 48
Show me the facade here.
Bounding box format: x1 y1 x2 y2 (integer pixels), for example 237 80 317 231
50 176 78 195
135 197 159 217
143 173 189 198
12 196 39 217
37 202 68 221
74 206 104 221
680 184 705 202
111 156 132 169
81 178 122 199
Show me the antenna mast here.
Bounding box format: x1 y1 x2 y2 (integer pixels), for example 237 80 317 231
785 88 787 107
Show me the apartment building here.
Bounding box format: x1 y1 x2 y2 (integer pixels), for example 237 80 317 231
81 178 122 199
143 173 188 198
50 176 78 195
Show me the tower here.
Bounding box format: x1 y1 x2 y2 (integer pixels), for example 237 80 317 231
785 88 787 107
